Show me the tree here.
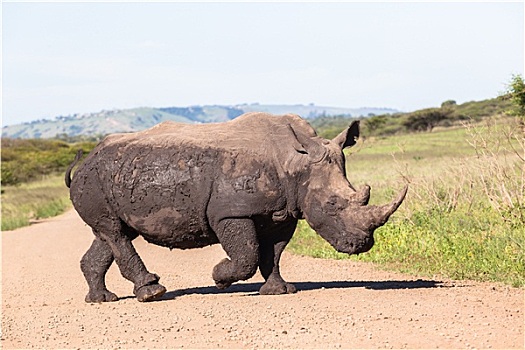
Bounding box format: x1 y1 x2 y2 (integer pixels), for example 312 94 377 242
402 108 450 132
364 115 387 135
505 74 525 117
441 100 457 108
501 74 525 135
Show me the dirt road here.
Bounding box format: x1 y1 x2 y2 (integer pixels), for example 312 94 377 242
2 210 523 349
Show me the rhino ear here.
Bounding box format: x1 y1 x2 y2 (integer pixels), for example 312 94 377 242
333 120 359 149
286 124 326 162
286 124 308 154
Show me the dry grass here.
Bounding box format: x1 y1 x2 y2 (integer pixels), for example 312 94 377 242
1 175 71 231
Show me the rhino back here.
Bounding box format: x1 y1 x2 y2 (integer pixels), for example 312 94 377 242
98 112 316 154
71 112 308 248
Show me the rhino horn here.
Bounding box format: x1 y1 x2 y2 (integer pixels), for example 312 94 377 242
371 185 408 227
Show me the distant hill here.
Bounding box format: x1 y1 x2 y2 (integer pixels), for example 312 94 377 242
2 104 397 139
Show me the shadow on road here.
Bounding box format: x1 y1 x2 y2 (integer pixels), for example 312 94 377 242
158 279 443 301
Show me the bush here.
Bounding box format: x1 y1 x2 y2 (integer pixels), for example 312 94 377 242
402 108 451 132
0 138 96 186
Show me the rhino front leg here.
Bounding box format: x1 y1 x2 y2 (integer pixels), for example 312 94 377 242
212 218 259 289
258 220 297 295
80 237 118 302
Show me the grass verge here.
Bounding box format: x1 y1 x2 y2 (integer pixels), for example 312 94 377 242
289 118 525 288
289 214 524 288
1 175 71 231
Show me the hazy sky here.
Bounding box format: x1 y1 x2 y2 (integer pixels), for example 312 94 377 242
2 1 524 125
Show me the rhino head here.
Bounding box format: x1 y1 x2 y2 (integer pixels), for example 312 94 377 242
289 120 407 255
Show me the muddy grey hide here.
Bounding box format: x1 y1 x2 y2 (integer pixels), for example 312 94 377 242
66 112 407 302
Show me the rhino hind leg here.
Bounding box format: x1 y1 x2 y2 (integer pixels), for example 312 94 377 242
258 221 297 295
81 237 118 303
99 228 166 302
212 218 259 289
85 211 166 302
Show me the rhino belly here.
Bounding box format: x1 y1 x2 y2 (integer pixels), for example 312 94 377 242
122 206 218 249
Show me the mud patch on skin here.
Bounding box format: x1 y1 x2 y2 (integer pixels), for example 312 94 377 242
130 207 182 237
231 170 261 193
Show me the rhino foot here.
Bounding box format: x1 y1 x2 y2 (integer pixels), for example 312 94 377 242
135 284 166 302
85 290 119 303
259 281 297 295
215 280 232 290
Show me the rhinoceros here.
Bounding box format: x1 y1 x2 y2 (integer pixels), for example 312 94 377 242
65 112 407 303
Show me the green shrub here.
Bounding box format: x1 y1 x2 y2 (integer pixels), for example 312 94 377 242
1 138 96 186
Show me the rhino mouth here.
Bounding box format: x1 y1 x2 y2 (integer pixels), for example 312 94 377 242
333 234 375 255
320 225 375 255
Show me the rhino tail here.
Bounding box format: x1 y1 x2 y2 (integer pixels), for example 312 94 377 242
65 149 84 188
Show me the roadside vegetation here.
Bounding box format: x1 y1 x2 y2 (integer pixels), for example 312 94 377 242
2 75 523 287
1 175 72 231
1 138 96 230
1 138 96 186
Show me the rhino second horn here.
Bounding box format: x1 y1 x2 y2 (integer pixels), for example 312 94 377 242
358 185 371 205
